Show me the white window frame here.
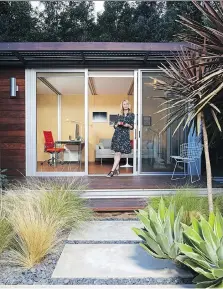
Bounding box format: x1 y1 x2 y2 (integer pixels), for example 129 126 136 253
25 68 88 176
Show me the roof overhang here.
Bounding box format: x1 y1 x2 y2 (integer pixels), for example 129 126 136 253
0 42 189 68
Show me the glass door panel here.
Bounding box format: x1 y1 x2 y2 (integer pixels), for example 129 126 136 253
139 71 186 174
36 72 85 173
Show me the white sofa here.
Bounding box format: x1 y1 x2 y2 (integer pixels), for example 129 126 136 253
95 139 133 164
95 138 164 165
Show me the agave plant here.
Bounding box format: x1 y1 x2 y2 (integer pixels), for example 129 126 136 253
132 198 184 260
177 211 223 288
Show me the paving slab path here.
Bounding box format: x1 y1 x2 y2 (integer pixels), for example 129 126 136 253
52 220 194 287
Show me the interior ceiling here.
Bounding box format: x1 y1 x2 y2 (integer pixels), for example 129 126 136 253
36 75 133 96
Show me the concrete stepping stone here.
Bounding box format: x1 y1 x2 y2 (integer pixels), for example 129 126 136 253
68 221 141 241
52 244 193 279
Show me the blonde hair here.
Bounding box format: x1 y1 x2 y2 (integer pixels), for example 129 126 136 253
120 99 131 115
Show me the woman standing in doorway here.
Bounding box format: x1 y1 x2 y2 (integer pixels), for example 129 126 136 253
107 100 134 177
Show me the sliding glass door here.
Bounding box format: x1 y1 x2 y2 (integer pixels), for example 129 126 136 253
26 69 88 176
138 70 187 174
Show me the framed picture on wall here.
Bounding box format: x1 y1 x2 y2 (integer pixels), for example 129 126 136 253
109 114 118 126
92 112 107 122
143 115 152 126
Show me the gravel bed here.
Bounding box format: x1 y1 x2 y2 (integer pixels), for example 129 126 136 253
0 238 193 286
50 277 193 285
0 241 65 285
92 218 138 221
0 222 193 286
66 240 141 244
95 212 138 220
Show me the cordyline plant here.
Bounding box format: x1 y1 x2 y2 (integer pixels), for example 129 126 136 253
151 0 223 214
178 1 223 56
150 46 223 213
177 0 223 156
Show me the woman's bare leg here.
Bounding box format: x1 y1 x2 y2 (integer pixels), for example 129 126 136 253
112 152 121 171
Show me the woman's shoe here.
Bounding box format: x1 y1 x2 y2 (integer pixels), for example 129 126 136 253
115 168 120 175
106 171 115 178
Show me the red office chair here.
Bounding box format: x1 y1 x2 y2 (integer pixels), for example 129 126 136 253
41 131 65 166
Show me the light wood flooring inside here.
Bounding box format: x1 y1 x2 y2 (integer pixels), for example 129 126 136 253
37 161 133 174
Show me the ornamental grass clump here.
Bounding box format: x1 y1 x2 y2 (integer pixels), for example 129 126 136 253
132 198 184 260
177 211 223 288
40 188 93 231
7 176 93 231
0 207 13 255
4 195 62 268
2 176 93 268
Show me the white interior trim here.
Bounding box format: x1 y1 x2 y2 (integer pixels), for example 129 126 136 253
88 71 134 78
137 69 142 174
133 70 138 175
58 94 61 140
85 69 89 175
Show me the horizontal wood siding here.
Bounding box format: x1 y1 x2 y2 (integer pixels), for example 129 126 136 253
0 68 25 176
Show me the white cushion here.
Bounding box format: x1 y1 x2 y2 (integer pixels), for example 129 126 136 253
98 142 104 149
99 139 111 149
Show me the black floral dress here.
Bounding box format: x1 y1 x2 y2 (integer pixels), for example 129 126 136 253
111 113 135 154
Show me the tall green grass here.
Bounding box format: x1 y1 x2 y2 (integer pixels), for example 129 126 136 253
148 189 209 224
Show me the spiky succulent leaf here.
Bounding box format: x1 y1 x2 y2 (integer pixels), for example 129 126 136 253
158 197 166 223
135 211 156 240
140 243 167 259
133 200 183 260
177 255 215 280
214 210 223 240
200 217 220 251
209 212 216 229
132 227 165 258
148 206 163 235
182 223 203 244
174 207 184 243
191 217 202 235
178 211 223 287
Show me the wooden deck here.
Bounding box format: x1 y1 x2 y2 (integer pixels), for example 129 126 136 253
87 198 147 212
85 175 217 190
85 175 222 211
9 175 223 212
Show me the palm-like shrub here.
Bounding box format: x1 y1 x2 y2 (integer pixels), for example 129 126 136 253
178 1 223 55
177 211 223 288
132 198 184 260
153 46 223 213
